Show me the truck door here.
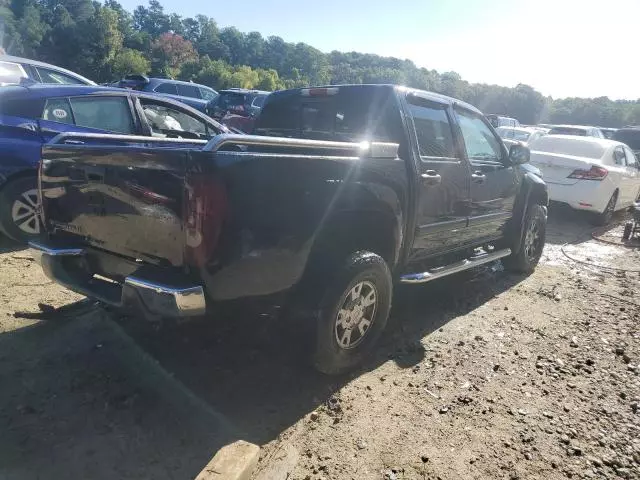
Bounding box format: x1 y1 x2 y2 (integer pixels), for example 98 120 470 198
405 94 470 260
454 106 518 242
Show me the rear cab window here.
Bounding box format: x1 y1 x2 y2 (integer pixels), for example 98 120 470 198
255 87 403 145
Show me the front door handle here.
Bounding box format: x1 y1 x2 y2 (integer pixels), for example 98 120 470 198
471 171 486 184
421 170 442 186
64 140 85 145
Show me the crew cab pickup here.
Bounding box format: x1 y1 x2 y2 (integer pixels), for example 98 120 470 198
31 85 548 374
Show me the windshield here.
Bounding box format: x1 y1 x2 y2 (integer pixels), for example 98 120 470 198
496 128 530 142
252 95 267 108
0 61 27 85
549 127 588 136
613 130 640 150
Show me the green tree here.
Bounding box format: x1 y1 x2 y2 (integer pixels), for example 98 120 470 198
110 47 150 78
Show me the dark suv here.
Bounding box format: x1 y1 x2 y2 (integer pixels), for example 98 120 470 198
613 128 640 158
112 75 218 112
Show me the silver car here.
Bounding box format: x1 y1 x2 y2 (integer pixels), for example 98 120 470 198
0 55 95 86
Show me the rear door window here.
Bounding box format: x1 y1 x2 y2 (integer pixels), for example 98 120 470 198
407 96 456 159
69 97 134 134
177 84 202 99
42 96 135 134
154 82 178 95
614 146 626 166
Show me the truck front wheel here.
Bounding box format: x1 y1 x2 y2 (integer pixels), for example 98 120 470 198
503 203 546 274
312 251 392 375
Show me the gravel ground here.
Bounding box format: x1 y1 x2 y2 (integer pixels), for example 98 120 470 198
0 208 638 480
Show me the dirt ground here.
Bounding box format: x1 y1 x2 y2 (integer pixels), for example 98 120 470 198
0 207 638 480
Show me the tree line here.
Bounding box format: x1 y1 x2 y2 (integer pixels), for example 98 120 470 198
2 0 639 127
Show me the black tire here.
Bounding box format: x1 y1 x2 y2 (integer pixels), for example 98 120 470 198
591 191 618 226
622 221 633 240
503 204 546 274
312 251 392 375
0 176 42 243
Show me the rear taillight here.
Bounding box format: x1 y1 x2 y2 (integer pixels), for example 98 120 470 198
301 87 339 97
568 165 608 180
184 174 227 268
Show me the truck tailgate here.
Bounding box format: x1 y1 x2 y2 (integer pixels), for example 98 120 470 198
40 144 188 266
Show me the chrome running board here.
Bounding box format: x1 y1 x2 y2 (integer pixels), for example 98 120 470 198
399 248 511 284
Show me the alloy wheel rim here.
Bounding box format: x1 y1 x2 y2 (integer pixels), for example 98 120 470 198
335 280 377 350
524 218 541 262
11 188 40 235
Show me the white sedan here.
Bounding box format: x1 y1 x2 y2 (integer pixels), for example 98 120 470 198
529 135 640 224
496 126 546 146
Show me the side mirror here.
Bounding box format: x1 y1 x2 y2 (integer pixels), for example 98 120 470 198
509 143 530 165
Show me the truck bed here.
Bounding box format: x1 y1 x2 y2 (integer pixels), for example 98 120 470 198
36 132 403 315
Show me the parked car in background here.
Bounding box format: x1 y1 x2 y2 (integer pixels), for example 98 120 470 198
600 127 618 139
110 75 217 112
613 128 640 157
548 125 604 138
206 88 270 132
487 114 520 128
0 55 95 86
0 84 229 242
31 84 547 374
496 126 546 146
529 135 640 224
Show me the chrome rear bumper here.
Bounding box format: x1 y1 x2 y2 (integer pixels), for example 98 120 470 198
29 241 206 317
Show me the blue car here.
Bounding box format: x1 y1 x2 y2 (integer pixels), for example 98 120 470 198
111 75 217 113
0 84 229 242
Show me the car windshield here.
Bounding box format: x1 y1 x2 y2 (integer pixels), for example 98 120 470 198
497 128 530 142
252 95 267 108
549 127 588 136
0 61 27 85
613 130 640 150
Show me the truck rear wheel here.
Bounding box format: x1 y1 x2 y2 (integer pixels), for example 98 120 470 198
312 251 392 375
503 204 546 274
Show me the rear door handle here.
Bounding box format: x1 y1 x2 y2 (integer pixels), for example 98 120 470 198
421 170 442 186
64 140 85 145
471 171 486 184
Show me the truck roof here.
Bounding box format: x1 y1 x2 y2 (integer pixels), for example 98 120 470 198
267 84 483 115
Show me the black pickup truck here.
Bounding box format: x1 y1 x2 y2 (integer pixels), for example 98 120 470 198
31 84 548 374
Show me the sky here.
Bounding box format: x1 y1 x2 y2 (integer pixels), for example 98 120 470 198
119 0 640 100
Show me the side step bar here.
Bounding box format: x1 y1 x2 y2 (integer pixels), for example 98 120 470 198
399 248 511 284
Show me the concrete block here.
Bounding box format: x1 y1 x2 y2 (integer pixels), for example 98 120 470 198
195 440 260 480
253 443 299 480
